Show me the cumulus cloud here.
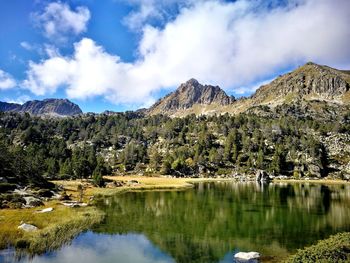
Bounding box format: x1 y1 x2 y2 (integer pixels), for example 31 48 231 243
32 2 90 42
122 0 207 30
4 95 31 105
0 70 16 90
24 0 350 105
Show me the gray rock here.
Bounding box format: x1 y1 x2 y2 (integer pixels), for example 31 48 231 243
23 196 44 207
18 223 38 232
36 207 53 213
256 170 271 182
234 251 260 261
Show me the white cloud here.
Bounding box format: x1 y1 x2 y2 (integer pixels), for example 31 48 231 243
4 95 31 105
33 2 90 42
24 0 350 106
20 41 34 51
122 0 208 31
0 70 16 90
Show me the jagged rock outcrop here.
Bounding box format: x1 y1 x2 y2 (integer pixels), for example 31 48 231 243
251 62 350 106
0 99 82 116
148 78 235 115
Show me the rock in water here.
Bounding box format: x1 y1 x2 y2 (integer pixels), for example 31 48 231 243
18 223 38 232
234 252 260 261
256 170 271 182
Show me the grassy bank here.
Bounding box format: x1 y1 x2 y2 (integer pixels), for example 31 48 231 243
54 176 231 198
0 176 227 255
2 176 349 258
285 232 350 262
0 201 103 254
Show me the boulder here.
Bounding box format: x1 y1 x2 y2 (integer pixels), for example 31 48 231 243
36 207 53 213
24 196 44 207
61 201 88 207
256 170 271 182
18 223 38 232
234 251 260 261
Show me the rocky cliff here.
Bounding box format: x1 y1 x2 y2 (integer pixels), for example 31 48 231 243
251 62 350 106
0 99 82 116
148 78 235 115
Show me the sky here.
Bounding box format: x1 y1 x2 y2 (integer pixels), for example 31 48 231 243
0 0 349 113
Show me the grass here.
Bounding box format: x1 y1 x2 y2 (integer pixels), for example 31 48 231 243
0 200 103 255
53 176 231 198
285 232 350 263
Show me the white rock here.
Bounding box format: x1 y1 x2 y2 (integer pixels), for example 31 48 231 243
18 223 38 232
61 201 87 207
234 252 260 260
36 207 53 213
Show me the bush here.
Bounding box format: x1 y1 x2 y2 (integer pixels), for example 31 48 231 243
286 232 350 262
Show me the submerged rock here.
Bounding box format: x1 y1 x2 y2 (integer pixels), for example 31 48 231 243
18 223 38 232
234 251 260 261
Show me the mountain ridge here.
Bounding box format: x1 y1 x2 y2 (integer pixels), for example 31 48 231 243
0 98 82 116
147 62 350 117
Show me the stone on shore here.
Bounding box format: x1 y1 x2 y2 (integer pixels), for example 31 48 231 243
234 251 260 261
255 170 271 182
18 223 38 232
36 207 53 213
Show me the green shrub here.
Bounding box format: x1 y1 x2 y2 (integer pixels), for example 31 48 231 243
286 232 350 262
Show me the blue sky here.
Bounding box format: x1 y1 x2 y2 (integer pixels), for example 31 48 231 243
0 0 349 113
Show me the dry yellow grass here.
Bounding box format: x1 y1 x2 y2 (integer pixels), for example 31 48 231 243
0 200 103 253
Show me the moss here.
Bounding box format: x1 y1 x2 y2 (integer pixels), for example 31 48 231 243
285 232 350 263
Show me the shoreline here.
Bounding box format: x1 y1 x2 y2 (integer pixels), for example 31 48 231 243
273 178 350 185
1 175 350 258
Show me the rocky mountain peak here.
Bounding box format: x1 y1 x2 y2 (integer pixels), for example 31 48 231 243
148 79 235 115
0 98 82 116
252 62 350 105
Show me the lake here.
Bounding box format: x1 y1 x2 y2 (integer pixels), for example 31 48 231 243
2 182 350 262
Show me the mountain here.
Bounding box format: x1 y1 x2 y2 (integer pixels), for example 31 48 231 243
147 78 235 116
147 62 350 117
0 98 82 116
250 62 350 106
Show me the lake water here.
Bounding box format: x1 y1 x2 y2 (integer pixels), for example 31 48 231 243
2 182 350 263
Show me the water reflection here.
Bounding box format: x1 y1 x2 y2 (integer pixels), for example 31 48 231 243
1 232 175 263
2 182 350 263
93 182 350 262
